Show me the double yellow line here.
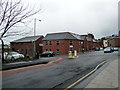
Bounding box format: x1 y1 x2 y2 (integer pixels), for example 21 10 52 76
64 61 106 90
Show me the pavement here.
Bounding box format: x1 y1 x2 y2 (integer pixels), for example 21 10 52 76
2 57 65 70
85 59 118 88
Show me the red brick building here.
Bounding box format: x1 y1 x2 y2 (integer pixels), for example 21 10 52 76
108 36 120 47
93 39 101 49
43 32 83 55
81 34 96 51
102 34 120 48
43 32 96 55
10 35 44 58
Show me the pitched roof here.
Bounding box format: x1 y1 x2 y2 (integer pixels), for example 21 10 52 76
11 35 43 43
43 32 85 40
71 33 81 40
43 32 76 40
86 37 93 41
93 39 97 42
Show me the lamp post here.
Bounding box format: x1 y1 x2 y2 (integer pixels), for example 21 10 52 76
33 18 41 59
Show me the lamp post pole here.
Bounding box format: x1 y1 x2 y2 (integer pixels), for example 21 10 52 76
33 18 36 59
33 18 41 59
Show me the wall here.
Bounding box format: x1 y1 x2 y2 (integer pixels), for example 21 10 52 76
10 36 44 58
108 38 120 47
43 40 83 55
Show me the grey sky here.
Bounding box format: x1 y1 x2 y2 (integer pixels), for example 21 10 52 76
3 0 119 44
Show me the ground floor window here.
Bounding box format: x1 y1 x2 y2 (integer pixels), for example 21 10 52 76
56 49 60 54
46 49 48 51
69 47 73 52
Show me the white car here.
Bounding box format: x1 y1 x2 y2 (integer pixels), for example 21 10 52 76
104 47 113 53
4 52 25 61
113 47 118 51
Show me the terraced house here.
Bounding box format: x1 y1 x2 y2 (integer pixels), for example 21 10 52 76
43 32 97 55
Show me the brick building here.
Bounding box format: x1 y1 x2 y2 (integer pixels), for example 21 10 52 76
43 32 97 55
43 32 85 55
80 34 95 51
11 35 44 58
93 39 101 49
102 34 120 48
108 36 120 47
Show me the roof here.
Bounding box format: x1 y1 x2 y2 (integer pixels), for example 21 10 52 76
93 39 97 42
43 32 75 40
71 33 84 40
86 37 93 41
11 35 43 43
43 32 84 40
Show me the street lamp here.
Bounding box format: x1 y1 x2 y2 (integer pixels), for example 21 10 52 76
33 18 41 59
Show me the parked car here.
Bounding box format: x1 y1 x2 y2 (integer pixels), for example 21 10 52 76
4 51 25 61
40 51 55 57
104 47 113 53
113 47 118 51
94 48 100 51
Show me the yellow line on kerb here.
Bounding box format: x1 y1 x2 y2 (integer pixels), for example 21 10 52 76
64 61 106 90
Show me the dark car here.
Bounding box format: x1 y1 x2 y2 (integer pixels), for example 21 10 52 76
94 48 100 51
40 51 55 57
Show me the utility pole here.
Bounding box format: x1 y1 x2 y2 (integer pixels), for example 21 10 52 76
1 39 4 61
33 18 41 59
33 18 36 59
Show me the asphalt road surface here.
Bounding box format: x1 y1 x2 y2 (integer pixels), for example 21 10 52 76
2 51 118 89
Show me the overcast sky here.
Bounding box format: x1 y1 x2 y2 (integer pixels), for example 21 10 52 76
3 0 119 44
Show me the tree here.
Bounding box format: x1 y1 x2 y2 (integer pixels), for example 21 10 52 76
0 0 40 61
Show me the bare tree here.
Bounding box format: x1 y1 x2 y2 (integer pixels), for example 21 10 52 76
0 0 40 61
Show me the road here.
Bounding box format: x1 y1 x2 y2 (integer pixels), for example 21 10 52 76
2 51 118 89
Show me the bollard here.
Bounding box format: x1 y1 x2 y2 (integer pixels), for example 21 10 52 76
68 51 73 58
74 50 77 57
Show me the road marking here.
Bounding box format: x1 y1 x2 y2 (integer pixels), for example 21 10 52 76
64 61 106 90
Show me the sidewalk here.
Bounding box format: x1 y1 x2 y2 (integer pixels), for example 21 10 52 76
85 59 118 88
2 57 60 70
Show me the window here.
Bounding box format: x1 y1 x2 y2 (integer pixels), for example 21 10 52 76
69 40 73 45
46 41 48 45
46 49 48 51
69 48 73 52
56 49 60 54
12 48 15 51
26 49 28 54
79 41 81 45
81 41 83 45
49 41 52 45
56 40 60 45
49 49 52 51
